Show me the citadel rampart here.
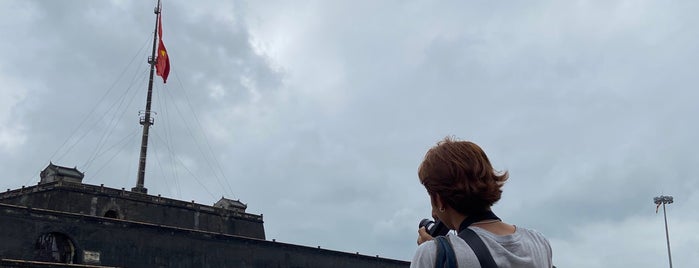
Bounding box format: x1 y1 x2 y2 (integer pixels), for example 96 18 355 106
0 203 409 267
0 181 264 239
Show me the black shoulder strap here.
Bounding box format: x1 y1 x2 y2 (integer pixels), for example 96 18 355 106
456 211 500 268
458 228 498 268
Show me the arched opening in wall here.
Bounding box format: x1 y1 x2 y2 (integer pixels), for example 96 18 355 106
35 232 76 264
104 210 119 219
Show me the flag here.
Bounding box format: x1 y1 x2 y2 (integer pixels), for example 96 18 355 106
655 203 661 213
156 39 170 83
155 15 170 83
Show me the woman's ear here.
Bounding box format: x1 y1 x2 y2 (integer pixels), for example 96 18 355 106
432 193 445 212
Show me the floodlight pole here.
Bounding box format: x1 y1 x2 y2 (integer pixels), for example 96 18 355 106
654 195 674 268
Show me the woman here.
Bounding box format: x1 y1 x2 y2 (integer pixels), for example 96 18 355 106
412 137 552 268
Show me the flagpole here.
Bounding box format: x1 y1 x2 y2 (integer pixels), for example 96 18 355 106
132 0 161 194
654 195 674 268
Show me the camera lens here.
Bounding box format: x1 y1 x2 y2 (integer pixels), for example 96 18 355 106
418 218 449 237
419 219 435 230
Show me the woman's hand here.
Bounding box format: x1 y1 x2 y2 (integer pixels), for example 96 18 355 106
417 227 434 245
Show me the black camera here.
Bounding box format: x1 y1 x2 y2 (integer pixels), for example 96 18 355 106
419 218 450 237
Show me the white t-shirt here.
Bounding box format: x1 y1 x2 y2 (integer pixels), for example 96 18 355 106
410 226 552 268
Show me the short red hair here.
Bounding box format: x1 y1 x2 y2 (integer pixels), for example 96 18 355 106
418 137 508 215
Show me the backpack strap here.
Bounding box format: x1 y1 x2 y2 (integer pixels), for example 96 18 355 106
457 228 498 268
456 211 500 268
433 236 457 268
433 211 501 268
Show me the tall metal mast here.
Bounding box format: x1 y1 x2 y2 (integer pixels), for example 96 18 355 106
654 195 674 268
132 0 162 194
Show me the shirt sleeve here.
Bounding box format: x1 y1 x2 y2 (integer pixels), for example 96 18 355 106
410 240 436 268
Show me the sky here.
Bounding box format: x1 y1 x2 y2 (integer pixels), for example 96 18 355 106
1 0 698 266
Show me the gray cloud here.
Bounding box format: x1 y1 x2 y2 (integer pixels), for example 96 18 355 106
1 0 698 265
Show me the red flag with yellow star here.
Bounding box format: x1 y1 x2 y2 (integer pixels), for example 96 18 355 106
156 15 170 83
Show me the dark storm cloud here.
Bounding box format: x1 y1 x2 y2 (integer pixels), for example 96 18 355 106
1 0 699 266
0 0 281 189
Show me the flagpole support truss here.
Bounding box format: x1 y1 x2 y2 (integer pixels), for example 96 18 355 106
133 0 163 195
139 111 156 126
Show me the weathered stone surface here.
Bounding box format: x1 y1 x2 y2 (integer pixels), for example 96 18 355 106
0 182 265 239
0 203 409 268
0 164 410 267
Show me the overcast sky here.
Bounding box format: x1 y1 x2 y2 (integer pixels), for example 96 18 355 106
1 0 698 266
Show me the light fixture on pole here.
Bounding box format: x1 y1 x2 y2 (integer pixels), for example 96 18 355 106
654 195 674 268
